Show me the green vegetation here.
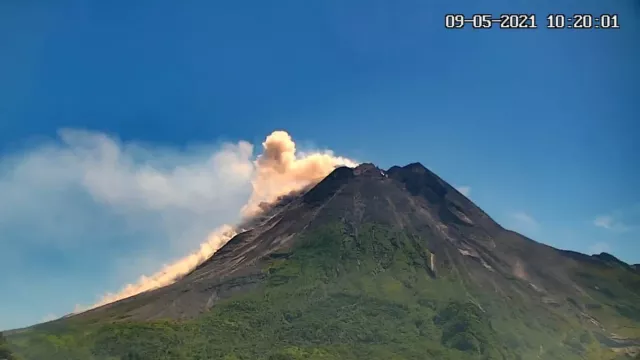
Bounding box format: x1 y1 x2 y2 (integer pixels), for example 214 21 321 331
6 223 634 359
570 265 640 339
0 332 20 360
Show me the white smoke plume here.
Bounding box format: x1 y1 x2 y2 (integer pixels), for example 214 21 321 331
243 131 358 215
0 129 357 325
81 130 357 311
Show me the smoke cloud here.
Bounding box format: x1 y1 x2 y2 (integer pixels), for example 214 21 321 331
244 131 358 215
79 130 356 311
0 129 357 327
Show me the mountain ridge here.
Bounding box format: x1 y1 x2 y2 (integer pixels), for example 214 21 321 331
6 162 640 359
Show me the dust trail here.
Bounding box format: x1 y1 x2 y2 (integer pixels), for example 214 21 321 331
86 225 237 310
83 130 357 311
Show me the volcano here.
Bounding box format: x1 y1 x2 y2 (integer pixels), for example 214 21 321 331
7 163 640 359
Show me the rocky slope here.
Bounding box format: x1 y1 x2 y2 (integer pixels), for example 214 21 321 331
7 163 640 359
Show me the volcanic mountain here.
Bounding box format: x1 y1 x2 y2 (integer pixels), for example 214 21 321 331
7 163 640 360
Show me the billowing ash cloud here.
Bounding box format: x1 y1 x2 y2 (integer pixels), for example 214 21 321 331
78 130 357 311
0 129 357 325
244 130 358 215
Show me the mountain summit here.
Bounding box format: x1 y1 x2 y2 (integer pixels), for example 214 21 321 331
8 163 640 359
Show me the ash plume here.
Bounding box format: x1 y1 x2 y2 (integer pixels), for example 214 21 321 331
81 130 357 311
243 130 358 215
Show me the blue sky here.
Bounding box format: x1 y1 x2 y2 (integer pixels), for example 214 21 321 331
1 0 638 330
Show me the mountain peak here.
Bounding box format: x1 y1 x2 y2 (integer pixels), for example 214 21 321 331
31 159 640 360
402 161 428 172
353 163 386 177
593 252 625 264
353 162 377 172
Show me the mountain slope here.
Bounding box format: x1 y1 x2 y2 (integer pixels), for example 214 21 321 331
7 163 640 359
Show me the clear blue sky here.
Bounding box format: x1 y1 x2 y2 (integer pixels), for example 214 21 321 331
0 0 638 330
